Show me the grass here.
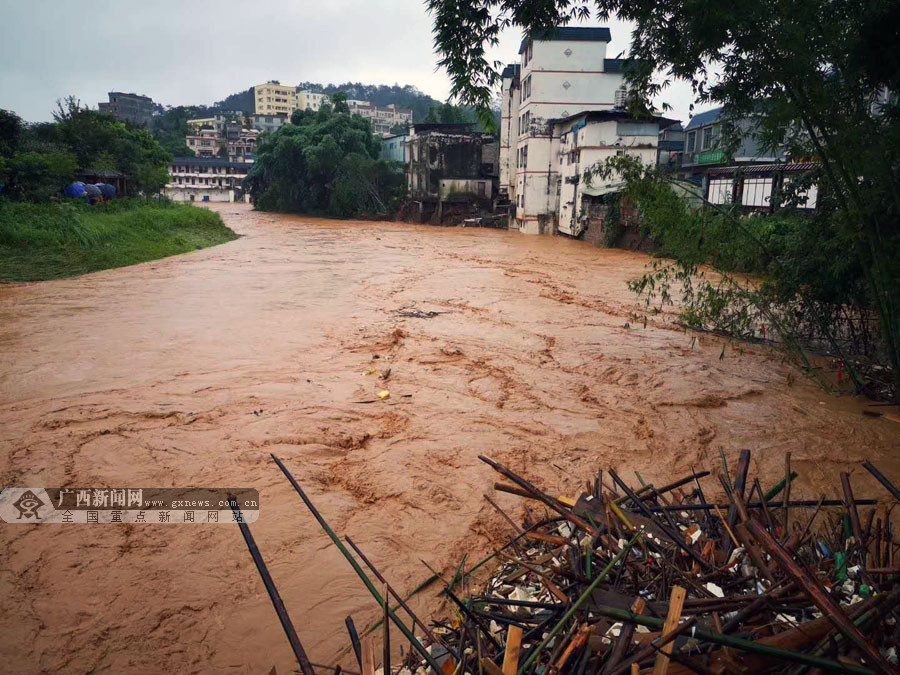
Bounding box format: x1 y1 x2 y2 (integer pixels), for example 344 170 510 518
0 199 239 281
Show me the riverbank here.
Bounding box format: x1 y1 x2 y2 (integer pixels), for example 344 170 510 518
0 199 237 281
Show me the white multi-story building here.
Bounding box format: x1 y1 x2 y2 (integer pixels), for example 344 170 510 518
500 27 649 235
555 110 662 236
296 90 328 111
348 101 413 134
499 64 521 205
164 157 253 203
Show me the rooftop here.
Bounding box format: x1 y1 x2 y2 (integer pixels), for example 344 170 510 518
519 26 612 53
552 109 680 128
684 106 724 130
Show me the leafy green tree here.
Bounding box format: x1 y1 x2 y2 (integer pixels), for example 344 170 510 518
331 92 350 114
245 105 404 217
5 151 78 201
429 0 900 398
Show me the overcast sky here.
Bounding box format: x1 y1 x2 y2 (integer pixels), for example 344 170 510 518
1 0 700 124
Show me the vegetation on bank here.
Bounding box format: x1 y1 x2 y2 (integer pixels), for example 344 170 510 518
1 98 172 201
0 199 237 282
245 96 406 218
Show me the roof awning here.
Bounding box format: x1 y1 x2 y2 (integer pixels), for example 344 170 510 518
581 182 625 197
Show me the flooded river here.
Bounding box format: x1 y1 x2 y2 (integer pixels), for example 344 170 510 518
1 204 898 673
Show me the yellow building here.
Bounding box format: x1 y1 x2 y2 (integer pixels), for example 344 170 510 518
253 81 297 115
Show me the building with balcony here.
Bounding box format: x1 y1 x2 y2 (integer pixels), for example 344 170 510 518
657 122 685 170
498 27 637 235
187 112 244 133
164 157 253 203
348 101 413 134
98 92 155 126
555 110 670 237
254 81 298 115
681 106 780 177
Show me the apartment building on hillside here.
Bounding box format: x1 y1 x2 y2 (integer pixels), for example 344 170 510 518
499 27 646 235
348 101 413 134
254 81 297 115
296 90 328 111
681 106 781 177
98 92 155 126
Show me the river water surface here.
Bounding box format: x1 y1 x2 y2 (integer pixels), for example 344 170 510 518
1 204 897 673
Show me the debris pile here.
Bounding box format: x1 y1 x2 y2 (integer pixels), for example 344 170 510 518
235 451 900 675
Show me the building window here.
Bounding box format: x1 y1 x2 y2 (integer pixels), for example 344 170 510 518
708 178 733 204
702 126 713 150
741 177 773 207
687 131 696 153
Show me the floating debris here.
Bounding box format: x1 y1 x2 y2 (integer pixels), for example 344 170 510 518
233 452 900 675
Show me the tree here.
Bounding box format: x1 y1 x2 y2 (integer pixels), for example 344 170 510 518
330 92 350 114
245 104 404 217
1 98 172 200
429 0 900 397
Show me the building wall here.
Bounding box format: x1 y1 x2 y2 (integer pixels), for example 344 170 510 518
165 159 251 203
380 135 408 163
513 36 626 234
251 114 288 133
439 178 492 200
99 92 154 126
499 69 520 202
556 118 658 236
407 129 489 200
296 91 327 111
254 82 297 115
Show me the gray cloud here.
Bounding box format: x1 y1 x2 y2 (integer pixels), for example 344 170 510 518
0 0 697 123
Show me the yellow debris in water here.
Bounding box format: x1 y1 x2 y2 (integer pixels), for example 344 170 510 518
377 390 390 399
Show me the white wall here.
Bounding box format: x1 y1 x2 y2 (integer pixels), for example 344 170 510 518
512 36 627 235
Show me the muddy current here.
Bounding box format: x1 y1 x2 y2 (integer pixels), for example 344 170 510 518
1 204 898 673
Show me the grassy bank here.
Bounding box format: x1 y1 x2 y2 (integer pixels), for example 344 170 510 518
0 199 238 281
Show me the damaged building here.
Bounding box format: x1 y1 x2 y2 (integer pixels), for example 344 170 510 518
406 123 499 223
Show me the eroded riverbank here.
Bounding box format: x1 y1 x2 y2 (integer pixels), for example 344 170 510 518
1 204 897 673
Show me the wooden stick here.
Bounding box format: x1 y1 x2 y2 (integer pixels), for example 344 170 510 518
382 583 390 675
652 585 687 675
361 636 376 675
744 517 895 674
502 626 523 675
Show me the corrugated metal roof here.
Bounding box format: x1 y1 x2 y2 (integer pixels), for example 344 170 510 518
684 106 724 130
706 162 820 176
519 27 612 53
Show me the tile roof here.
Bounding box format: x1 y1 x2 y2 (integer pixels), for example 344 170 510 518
519 27 612 53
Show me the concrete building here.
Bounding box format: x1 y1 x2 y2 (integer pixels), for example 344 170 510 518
406 123 498 222
681 106 780 177
187 112 244 133
499 27 634 234
164 157 252 203
704 162 819 210
186 129 222 158
250 113 289 133
498 64 521 206
254 81 297 115
348 102 413 134
380 133 408 163
296 90 328 111
186 126 258 161
555 110 667 237
657 122 685 171
98 92 154 126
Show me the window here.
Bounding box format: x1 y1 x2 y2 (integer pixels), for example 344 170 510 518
741 177 773 207
687 131 696 152
708 178 733 204
702 126 713 150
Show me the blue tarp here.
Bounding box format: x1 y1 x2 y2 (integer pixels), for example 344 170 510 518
65 181 87 199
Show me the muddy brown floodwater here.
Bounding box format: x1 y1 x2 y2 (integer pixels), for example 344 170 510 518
1 204 898 673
